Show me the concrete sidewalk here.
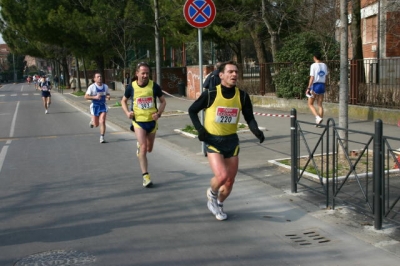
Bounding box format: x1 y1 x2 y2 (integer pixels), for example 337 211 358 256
59 87 400 258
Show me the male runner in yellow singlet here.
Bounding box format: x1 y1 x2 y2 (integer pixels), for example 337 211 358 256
188 61 265 220
121 62 166 187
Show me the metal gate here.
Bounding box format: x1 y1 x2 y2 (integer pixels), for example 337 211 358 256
290 109 400 229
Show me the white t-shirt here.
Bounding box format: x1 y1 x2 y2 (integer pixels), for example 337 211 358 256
86 83 109 105
310 63 328 84
85 83 109 96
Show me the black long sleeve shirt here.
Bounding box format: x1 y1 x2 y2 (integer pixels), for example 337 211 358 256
188 85 258 133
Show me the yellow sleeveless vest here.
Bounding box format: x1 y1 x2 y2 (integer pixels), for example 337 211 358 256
204 85 242 136
132 80 157 122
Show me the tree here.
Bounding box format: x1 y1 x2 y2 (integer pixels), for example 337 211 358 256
350 0 363 60
274 31 338 98
261 0 301 61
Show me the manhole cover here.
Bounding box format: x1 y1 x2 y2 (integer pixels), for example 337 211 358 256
14 250 96 266
278 228 333 248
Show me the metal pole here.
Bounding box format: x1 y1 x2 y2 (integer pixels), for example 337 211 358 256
290 109 297 193
373 119 383 230
199 28 205 155
13 53 16 83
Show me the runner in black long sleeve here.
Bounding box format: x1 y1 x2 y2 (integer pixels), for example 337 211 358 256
188 61 265 221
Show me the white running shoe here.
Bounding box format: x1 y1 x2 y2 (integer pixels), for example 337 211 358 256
316 117 323 126
143 174 153 187
45 110 48 114
206 188 219 216
100 136 105 143
216 204 228 220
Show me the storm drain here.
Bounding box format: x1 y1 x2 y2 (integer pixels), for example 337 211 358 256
14 250 96 266
278 228 333 248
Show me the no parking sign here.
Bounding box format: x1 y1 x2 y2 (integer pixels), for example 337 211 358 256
183 0 216 29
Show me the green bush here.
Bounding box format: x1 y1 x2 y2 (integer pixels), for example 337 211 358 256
274 31 339 99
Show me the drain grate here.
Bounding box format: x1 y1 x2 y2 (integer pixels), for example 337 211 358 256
14 250 96 266
279 228 333 248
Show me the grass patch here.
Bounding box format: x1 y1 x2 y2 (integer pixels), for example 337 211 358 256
113 101 122 107
72 90 86 96
182 125 198 135
277 152 394 178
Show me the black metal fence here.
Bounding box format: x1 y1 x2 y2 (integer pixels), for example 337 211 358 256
290 109 400 229
239 58 400 109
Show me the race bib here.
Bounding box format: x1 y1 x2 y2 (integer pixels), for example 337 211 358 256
42 86 48 91
136 97 153 109
215 106 239 124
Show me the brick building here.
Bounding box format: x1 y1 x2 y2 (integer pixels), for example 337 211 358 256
0 44 10 72
358 0 400 59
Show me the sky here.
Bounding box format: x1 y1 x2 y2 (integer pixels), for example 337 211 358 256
0 34 4 44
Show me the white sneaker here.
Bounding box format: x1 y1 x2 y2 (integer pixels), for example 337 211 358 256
100 136 105 143
45 110 48 114
206 188 219 216
316 117 323 126
216 204 228 220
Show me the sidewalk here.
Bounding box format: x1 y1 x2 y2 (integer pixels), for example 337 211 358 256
59 87 400 257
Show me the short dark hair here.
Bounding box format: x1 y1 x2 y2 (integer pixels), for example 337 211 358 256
93 72 101 78
136 62 150 71
313 51 322 60
218 60 238 73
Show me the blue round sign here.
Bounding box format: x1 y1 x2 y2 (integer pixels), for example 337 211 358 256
183 0 216 29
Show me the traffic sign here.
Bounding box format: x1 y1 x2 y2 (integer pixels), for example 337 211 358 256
183 0 216 29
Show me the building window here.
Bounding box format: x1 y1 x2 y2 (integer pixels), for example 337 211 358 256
364 15 377 44
386 11 400 57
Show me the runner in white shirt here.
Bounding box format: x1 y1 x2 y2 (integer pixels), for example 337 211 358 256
306 51 328 126
84 73 111 143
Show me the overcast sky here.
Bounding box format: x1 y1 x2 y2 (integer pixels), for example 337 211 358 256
0 34 4 44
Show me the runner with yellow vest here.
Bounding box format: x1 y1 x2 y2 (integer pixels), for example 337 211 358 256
121 62 167 187
188 61 265 220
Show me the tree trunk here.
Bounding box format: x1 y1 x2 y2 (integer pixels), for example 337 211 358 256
82 57 89 88
351 0 363 60
76 56 82 91
94 55 105 84
350 0 365 85
249 25 274 93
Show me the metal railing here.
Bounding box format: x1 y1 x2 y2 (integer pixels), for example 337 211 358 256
290 109 400 229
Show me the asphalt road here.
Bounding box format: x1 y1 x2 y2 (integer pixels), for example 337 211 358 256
0 83 399 265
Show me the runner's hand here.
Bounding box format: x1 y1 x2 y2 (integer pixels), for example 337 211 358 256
255 130 265 143
197 127 208 142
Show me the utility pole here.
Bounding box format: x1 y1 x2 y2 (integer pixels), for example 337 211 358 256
13 53 16 83
154 0 161 84
339 0 349 150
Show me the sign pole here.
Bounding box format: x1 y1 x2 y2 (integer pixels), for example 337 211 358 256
183 0 216 156
198 28 205 154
